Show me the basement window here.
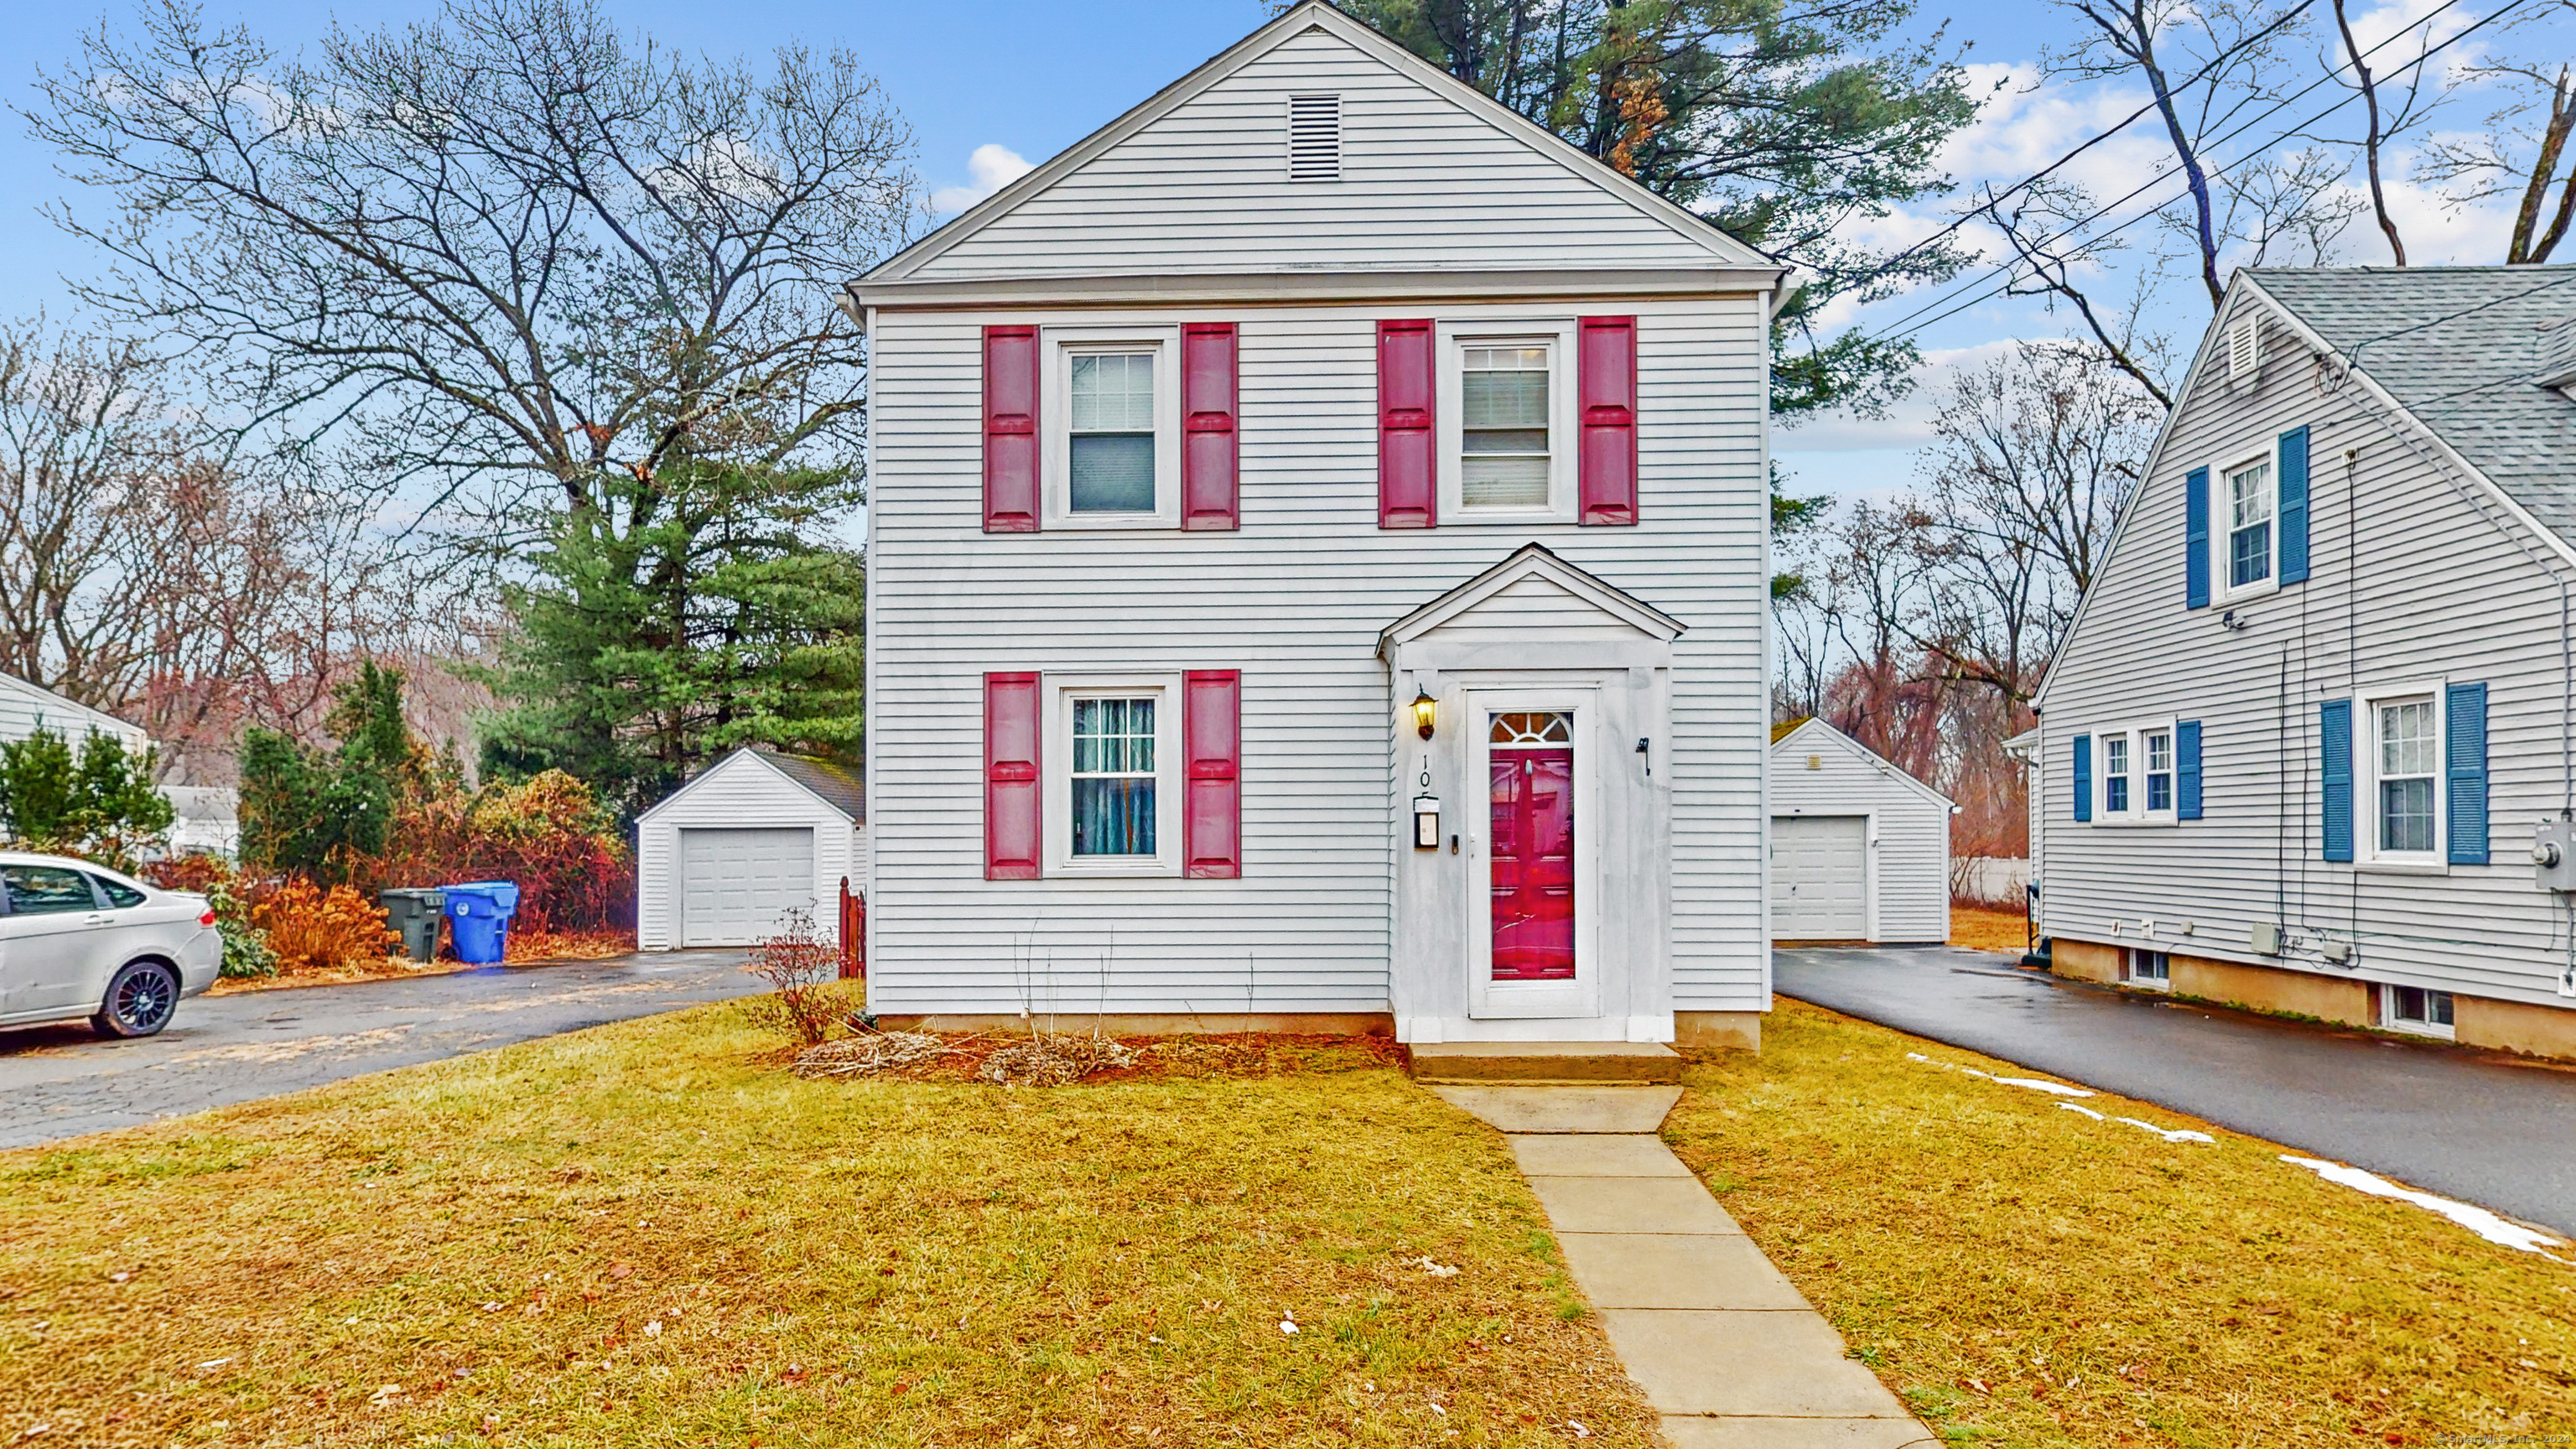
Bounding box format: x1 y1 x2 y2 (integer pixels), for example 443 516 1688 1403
2123 948 2170 989
2382 984 2455 1037
1288 94 1341 181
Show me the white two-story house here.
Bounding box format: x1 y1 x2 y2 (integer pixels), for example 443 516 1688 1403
837 3 1785 1047
2033 265 2576 1061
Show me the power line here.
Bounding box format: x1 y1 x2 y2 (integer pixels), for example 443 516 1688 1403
1863 0 2507 344
1862 0 2324 283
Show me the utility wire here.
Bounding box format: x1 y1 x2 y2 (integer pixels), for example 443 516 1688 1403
1861 0 2324 282
1865 0 2505 343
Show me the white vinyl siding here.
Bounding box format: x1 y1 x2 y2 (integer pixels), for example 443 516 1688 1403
863 299 1768 1017
906 28 1728 279
1767 720 1951 944
2034 291 2576 1014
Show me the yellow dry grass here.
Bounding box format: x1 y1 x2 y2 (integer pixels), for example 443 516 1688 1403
0 1005 1658 1447
1665 999 2576 1447
1950 904 2032 955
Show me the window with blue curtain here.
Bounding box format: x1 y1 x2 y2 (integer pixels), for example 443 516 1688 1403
1072 697 1156 855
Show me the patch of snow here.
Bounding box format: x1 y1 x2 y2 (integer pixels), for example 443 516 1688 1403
2057 1104 2105 1120
2116 1117 2215 1145
1962 1067 2096 1098
2277 1156 2570 1259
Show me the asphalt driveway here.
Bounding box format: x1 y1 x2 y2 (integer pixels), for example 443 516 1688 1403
0 949 763 1150
1777 944 2576 1238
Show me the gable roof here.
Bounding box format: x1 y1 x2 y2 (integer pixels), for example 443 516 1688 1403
2244 265 2576 549
2038 263 2576 712
1379 543 1686 650
854 0 1774 294
1769 716 1954 808
636 746 865 826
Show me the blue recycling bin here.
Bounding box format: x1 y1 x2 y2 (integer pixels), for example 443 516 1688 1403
443 880 522 963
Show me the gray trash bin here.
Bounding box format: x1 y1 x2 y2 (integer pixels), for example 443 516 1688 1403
380 888 448 962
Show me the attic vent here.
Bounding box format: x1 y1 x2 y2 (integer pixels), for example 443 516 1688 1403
1288 94 1341 181
2227 314 2261 387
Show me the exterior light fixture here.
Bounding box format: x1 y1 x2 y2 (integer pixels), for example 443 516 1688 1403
1411 686 1436 740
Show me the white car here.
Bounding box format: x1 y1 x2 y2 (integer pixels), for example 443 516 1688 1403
0 851 222 1038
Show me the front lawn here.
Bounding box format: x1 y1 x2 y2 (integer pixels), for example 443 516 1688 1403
0 1008 1655 1446
1668 999 2576 1446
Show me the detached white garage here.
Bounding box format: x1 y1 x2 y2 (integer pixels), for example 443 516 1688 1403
1769 718 1951 944
636 749 869 950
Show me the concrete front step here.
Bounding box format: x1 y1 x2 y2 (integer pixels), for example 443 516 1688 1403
1409 1040 1684 1084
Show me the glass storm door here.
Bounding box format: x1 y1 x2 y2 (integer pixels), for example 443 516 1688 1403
1488 711 1576 981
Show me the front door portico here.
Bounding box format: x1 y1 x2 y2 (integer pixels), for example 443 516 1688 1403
1380 544 1683 1045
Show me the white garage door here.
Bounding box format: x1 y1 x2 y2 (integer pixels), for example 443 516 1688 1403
1771 815 1868 940
679 828 816 947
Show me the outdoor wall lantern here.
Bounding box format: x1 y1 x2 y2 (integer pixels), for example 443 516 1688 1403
1411 686 1437 740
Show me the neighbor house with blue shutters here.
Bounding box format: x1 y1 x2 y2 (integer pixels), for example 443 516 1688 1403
2029 265 2576 1059
834 3 1786 1046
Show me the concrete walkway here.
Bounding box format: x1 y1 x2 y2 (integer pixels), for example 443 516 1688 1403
1432 1085 1934 1448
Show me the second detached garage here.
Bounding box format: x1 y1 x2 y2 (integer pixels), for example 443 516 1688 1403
1769 718 1951 945
636 748 868 950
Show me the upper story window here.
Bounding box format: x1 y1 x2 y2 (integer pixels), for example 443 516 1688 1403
2102 733 2131 814
1041 327 1183 529
2228 455 2274 589
1436 321 1579 522
1462 345 1551 509
1068 352 1156 514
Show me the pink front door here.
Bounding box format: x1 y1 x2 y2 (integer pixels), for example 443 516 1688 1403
1490 742 1576 981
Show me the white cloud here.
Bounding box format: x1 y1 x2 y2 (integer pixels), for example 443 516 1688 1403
929 143 1035 216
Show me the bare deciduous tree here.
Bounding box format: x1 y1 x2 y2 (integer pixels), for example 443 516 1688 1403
2418 3 2576 263
25 0 918 543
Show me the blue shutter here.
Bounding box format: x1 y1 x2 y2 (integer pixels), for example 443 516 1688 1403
2321 699 2353 862
2278 426 2310 584
2184 467 2211 609
2177 720 2204 819
2072 734 2093 822
2448 682 2489 865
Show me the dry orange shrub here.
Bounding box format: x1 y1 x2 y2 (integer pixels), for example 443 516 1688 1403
252 877 398 974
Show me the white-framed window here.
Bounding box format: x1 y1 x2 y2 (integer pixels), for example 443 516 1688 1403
2123 948 2171 989
2381 984 2455 1038
2358 681 2444 869
1045 673 1182 876
2090 720 2178 824
1041 325 1182 529
2225 453 2275 592
2144 726 2174 814
1437 319 1578 522
2102 732 2132 815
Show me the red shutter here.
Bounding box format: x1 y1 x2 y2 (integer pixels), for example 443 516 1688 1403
1378 319 1436 528
1183 669 1241 879
984 672 1042 879
1182 323 1239 530
1577 315 1639 526
983 325 1039 532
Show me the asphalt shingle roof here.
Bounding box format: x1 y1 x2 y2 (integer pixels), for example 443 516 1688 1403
2248 264 2576 545
763 752 865 823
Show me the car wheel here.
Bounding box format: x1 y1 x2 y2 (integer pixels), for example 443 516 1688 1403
92 960 180 1039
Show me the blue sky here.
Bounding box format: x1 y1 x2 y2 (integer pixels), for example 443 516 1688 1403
0 0 2545 503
